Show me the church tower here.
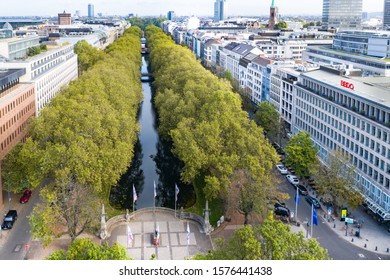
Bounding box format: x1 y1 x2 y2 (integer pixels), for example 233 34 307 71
269 0 278 30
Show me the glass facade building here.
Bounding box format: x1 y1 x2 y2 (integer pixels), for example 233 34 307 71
385 0 390 30
214 0 225 22
322 0 363 30
88 4 94 18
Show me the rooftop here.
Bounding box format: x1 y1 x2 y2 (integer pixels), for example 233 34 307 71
307 46 390 64
0 68 26 88
301 69 390 108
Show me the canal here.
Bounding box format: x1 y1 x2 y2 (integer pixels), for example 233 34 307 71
109 54 195 211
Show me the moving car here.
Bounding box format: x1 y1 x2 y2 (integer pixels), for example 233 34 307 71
1 210 18 230
286 175 299 185
20 189 32 204
295 184 308 196
276 164 288 175
305 196 321 208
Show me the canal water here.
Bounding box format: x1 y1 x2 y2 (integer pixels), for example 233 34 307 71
109 55 195 211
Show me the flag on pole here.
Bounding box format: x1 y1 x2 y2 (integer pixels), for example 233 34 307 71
186 222 190 245
154 180 157 198
294 188 300 205
133 185 137 203
175 184 179 202
127 225 133 247
312 205 318 226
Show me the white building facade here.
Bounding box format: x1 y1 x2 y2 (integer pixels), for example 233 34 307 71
3 44 78 115
293 67 390 222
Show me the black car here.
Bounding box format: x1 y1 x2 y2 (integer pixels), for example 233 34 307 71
295 184 308 196
1 210 17 230
305 196 321 208
274 200 286 209
274 206 290 217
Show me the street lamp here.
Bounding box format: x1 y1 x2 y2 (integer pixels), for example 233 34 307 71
7 174 11 212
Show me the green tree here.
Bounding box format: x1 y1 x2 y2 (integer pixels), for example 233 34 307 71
146 26 279 208
47 238 131 260
258 217 329 260
253 101 280 141
194 218 329 260
74 40 105 73
193 225 262 260
313 150 363 213
285 131 318 178
274 21 288 30
3 27 143 244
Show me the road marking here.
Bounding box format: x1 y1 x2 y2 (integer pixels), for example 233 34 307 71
13 244 22 252
358 253 365 258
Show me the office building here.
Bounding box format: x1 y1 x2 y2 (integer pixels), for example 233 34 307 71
0 36 40 60
303 30 390 76
0 68 35 209
292 66 390 222
269 0 278 30
58 10 72 25
2 44 78 115
88 3 95 18
214 0 225 22
167 11 175 21
384 0 390 29
322 0 363 30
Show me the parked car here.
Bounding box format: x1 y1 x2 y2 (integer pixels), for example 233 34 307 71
20 189 32 204
274 200 286 209
305 196 321 208
295 184 308 195
1 210 17 230
276 164 288 175
286 175 299 185
274 206 290 217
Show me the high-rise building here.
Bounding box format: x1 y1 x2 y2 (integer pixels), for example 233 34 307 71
167 11 175 21
58 10 71 25
322 0 363 30
214 0 225 22
384 0 390 30
269 0 278 30
88 3 94 18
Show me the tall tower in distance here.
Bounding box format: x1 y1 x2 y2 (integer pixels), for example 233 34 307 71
269 0 278 30
214 0 225 22
322 0 363 30
167 11 176 21
384 0 390 30
88 3 95 18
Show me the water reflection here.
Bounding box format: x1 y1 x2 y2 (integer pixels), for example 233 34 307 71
109 54 195 211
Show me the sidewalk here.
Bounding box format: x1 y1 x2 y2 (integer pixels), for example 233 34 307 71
290 187 390 256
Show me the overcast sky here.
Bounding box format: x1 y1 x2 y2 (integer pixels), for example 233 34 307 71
0 0 385 17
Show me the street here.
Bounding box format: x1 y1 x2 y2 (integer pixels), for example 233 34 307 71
0 190 40 260
277 169 390 260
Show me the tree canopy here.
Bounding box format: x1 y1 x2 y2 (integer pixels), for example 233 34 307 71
194 217 329 260
313 150 363 212
47 238 131 260
254 101 280 141
285 131 318 177
146 26 279 218
2 27 143 244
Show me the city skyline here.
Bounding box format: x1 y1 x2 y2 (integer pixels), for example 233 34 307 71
0 0 385 17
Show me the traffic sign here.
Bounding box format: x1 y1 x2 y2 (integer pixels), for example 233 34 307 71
345 217 354 224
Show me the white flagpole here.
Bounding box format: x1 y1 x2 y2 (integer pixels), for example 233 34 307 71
175 185 177 218
295 187 299 223
186 222 190 257
133 184 135 213
154 180 156 216
310 203 314 238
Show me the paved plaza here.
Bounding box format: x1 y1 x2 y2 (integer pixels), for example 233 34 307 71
106 210 214 260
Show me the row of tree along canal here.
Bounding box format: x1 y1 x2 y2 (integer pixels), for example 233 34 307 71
109 48 195 211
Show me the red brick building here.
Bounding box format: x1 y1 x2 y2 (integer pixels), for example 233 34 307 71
0 68 35 209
